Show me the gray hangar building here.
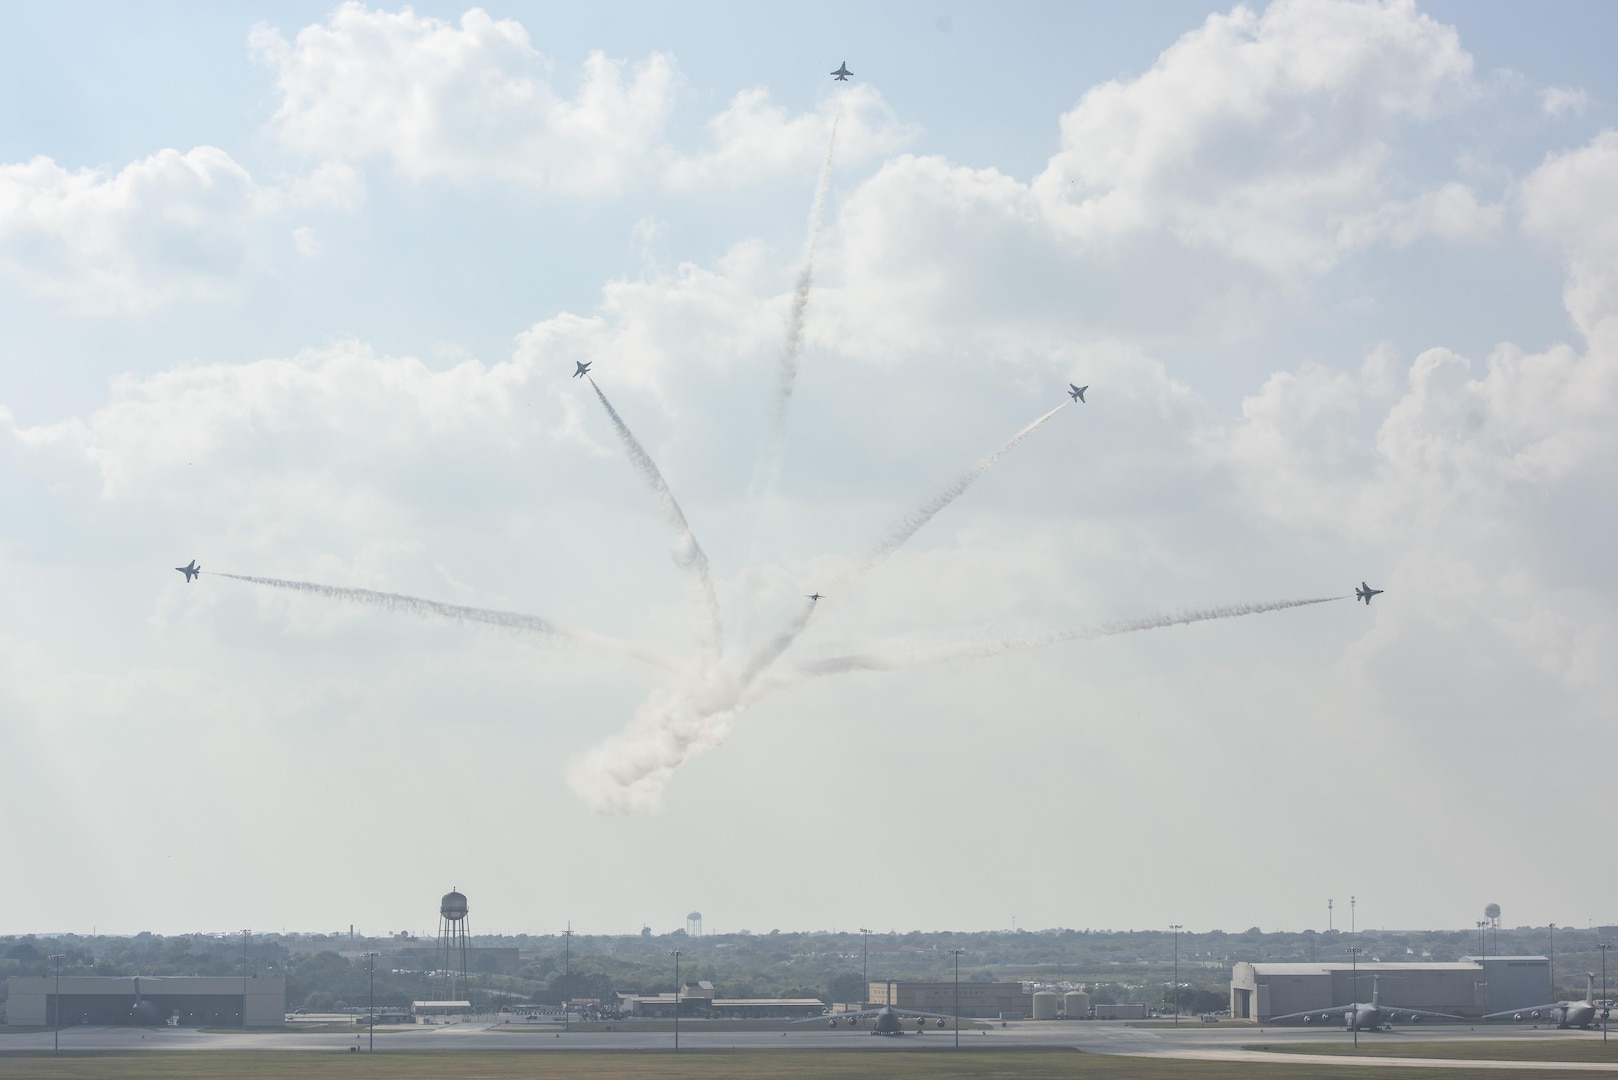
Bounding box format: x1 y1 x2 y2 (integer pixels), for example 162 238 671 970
1231 956 1549 1021
6 975 286 1027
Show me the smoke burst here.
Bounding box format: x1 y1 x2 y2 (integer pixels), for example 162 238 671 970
211 572 675 671
586 377 725 666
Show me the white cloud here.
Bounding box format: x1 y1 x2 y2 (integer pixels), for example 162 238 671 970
664 85 915 192
1521 130 1618 343
250 4 910 195
1539 85 1588 119
0 148 261 314
0 149 362 314
1033 0 1483 272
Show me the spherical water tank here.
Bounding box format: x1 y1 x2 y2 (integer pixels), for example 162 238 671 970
1064 991 1091 1019
1032 991 1060 1020
441 889 469 922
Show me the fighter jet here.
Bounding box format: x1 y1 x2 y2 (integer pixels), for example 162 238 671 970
1485 974 1609 1029
831 62 853 81
797 1004 952 1035
175 560 201 582
1355 582 1383 604
1268 976 1462 1032
806 593 823 602
573 361 592 378
1068 384 1087 403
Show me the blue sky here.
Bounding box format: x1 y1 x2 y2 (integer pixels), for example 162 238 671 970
3 1 1618 938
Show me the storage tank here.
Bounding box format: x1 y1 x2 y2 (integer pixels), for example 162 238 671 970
1063 991 1091 1019
1031 991 1060 1020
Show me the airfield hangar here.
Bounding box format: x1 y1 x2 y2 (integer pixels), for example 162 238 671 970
5 975 286 1027
1230 956 1548 1021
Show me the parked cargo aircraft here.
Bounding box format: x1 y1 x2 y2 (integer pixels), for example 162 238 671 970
1268 977 1462 1031
1485 974 1609 1029
799 1005 952 1035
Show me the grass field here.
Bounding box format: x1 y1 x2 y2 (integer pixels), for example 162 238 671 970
1252 1038 1618 1062
0 1050 1610 1080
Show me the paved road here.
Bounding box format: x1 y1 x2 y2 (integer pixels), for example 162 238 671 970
4 1018 1616 1070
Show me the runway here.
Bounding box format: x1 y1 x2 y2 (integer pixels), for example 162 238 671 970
4 1018 1617 1070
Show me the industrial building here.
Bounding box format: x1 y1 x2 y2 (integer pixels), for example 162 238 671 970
1230 956 1550 1021
5 975 285 1027
868 981 1031 1019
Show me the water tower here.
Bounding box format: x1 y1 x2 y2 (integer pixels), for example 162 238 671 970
686 911 702 937
438 888 470 1000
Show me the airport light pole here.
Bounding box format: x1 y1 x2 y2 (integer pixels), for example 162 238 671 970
860 928 871 1005
562 924 573 1032
1549 924 1556 1000
49 953 64 1053
949 949 964 1049
670 949 683 1052
1347 946 1362 1049
1170 925 1183 1024
365 958 376 1049
1599 943 1610 1045
241 930 251 1029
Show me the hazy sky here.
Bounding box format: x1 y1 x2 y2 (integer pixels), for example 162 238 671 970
4 0 1617 939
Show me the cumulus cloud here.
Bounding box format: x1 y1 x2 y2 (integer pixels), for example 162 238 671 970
0 148 262 314
1033 0 1485 271
251 4 909 195
0 148 361 314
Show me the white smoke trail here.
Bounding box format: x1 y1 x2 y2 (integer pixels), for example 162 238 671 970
752 119 838 499
586 377 724 664
566 593 1345 813
780 596 1349 685
212 572 676 671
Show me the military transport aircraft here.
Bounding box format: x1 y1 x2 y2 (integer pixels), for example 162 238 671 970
573 361 592 378
175 560 201 582
1355 582 1383 604
1068 384 1087 403
799 1004 953 1035
1485 974 1609 1029
1268 976 1462 1032
831 62 853 81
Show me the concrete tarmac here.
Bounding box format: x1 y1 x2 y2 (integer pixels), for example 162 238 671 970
4 1018 1617 1070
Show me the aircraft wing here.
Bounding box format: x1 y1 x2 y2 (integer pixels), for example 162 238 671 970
1265 1006 1351 1024
1483 1003 1562 1020
1380 1007 1466 1023
793 1007 959 1024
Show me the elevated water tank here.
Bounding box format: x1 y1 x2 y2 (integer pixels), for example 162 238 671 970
1064 990 1091 1018
440 889 468 922
1031 991 1060 1020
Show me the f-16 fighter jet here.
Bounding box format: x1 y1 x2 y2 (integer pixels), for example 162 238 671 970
175 560 201 582
831 62 853 81
806 593 823 602
573 361 592 378
1356 582 1383 604
1068 384 1087 402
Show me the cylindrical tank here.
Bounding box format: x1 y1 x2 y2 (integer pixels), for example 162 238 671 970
1032 991 1060 1020
1064 991 1091 1019
440 889 469 922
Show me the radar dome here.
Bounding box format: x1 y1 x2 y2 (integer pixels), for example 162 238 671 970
441 889 469 921
1485 903 1501 920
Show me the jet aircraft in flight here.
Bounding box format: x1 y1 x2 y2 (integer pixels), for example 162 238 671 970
573 361 592 378
1267 977 1461 1031
1485 974 1609 1029
831 62 853 81
175 560 201 582
798 1004 952 1035
1355 582 1383 604
1068 384 1087 403
806 593 823 602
